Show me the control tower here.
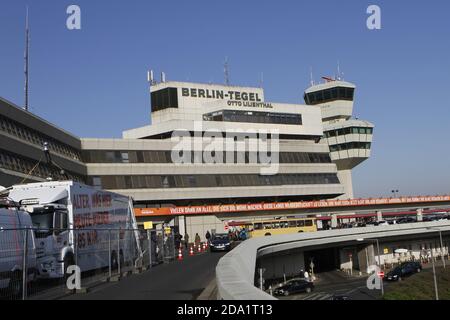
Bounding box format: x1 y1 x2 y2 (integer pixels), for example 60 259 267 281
304 77 374 199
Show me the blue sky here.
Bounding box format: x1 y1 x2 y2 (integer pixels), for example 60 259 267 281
0 0 449 197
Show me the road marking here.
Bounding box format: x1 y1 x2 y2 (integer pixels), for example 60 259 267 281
302 292 326 300
319 293 333 300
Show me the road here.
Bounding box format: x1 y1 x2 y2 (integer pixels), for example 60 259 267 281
63 249 226 300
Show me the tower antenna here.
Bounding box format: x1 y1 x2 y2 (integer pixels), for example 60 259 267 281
24 6 30 111
259 72 264 88
310 67 315 86
224 57 230 86
337 60 342 81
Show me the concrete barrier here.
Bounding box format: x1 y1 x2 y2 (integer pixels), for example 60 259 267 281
216 221 450 300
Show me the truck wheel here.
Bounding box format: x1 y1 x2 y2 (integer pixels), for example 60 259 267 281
265 233 272 236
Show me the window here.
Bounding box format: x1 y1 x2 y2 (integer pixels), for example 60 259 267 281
305 220 313 227
92 177 102 189
151 88 179 112
121 152 130 163
202 110 302 125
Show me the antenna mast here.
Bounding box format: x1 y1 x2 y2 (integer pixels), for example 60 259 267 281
224 57 230 86
24 6 30 111
310 67 314 86
337 60 342 80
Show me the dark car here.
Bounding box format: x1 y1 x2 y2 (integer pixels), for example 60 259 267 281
385 261 422 281
209 234 231 252
396 217 417 224
274 279 314 296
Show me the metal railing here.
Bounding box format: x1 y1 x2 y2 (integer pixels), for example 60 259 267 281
0 227 177 300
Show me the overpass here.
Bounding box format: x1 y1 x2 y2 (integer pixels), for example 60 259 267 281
215 220 450 300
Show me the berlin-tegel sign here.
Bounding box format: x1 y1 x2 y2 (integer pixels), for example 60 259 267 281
135 195 450 217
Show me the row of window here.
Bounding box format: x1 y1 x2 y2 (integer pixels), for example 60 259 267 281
329 142 372 152
151 88 179 112
324 127 373 138
90 173 340 190
0 150 85 182
203 110 302 125
83 150 332 164
0 115 82 161
304 87 355 105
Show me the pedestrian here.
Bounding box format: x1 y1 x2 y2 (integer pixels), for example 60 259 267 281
299 269 305 279
175 233 181 250
184 233 189 249
205 230 211 244
304 270 310 282
195 233 201 246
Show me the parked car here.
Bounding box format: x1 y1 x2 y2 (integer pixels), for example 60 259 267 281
396 217 416 224
385 261 422 281
209 234 232 252
274 279 314 296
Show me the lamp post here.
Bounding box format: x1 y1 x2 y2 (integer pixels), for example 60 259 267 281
426 227 446 269
391 189 399 198
357 238 384 297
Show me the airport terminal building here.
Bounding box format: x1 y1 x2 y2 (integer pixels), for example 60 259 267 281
0 75 374 240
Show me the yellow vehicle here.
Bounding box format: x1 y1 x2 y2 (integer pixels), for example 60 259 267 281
249 217 317 238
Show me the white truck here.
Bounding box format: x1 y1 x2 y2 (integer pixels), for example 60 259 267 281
6 181 142 279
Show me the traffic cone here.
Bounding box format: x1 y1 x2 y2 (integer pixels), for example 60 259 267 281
189 246 194 256
203 242 207 251
198 243 202 253
177 248 183 261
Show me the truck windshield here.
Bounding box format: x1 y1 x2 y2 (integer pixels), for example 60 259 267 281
31 213 53 238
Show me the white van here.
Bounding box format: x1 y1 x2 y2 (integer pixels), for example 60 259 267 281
0 207 37 297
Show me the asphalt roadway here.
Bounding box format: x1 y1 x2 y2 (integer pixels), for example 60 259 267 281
63 249 226 300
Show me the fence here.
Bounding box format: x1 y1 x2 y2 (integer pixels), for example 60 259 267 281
0 227 177 300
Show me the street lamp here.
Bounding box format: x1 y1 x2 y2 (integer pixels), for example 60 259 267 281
357 238 384 296
391 190 399 197
426 227 446 269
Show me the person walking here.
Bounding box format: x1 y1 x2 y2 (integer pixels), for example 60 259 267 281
304 270 310 282
195 233 201 246
184 233 189 249
205 230 211 244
